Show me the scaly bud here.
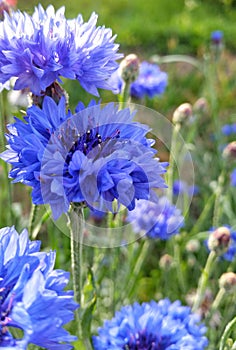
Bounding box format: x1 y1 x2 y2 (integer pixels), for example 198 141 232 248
208 227 231 255
172 103 192 125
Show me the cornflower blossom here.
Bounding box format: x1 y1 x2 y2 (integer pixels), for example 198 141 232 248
130 61 168 99
127 196 184 240
1 98 167 219
0 226 78 349
221 123 236 136
93 299 208 350
231 168 236 186
109 61 167 99
0 4 122 96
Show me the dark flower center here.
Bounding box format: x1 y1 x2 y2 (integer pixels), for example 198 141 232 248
124 331 164 350
65 127 120 164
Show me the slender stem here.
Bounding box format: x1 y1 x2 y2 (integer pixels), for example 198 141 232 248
189 193 215 237
125 239 150 299
211 287 225 312
173 236 186 293
167 123 181 203
67 204 85 337
28 204 39 236
192 250 216 312
213 169 226 227
219 315 236 350
119 80 131 109
0 92 13 225
151 54 202 71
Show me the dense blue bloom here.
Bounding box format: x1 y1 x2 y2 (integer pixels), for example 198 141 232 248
173 179 199 197
211 30 223 44
93 299 208 350
130 61 168 99
0 226 78 349
0 4 122 96
1 97 167 219
109 61 167 99
231 168 236 186
207 226 236 261
127 196 184 239
221 123 236 136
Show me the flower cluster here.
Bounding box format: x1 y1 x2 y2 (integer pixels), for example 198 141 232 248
93 299 208 350
0 226 78 349
1 98 167 219
0 4 122 96
222 123 236 136
127 196 184 240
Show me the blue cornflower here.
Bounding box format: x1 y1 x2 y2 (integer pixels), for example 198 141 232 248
211 30 223 44
130 61 168 99
0 4 122 96
231 168 236 186
127 196 184 240
93 299 208 350
109 61 167 99
222 123 236 136
1 97 167 219
0 226 78 349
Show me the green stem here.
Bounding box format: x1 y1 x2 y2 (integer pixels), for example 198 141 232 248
219 315 236 350
211 287 225 312
119 80 131 108
0 92 13 225
167 123 181 203
192 250 216 312
189 193 215 237
213 169 226 227
125 239 150 299
28 204 39 236
173 236 186 293
67 204 85 338
151 54 202 71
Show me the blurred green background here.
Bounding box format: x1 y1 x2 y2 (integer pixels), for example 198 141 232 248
17 0 236 55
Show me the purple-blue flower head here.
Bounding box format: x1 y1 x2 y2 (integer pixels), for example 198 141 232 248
93 299 208 350
109 61 168 99
0 4 122 96
211 30 223 44
127 196 184 240
1 97 168 219
130 61 168 99
0 226 78 349
231 168 236 187
222 123 236 136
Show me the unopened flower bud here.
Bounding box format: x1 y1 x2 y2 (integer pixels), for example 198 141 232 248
172 103 192 125
193 97 209 115
219 272 236 292
159 254 174 270
30 82 69 108
222 141 236 161
119 54 140 84
186 239 200 253
208 227 231 255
